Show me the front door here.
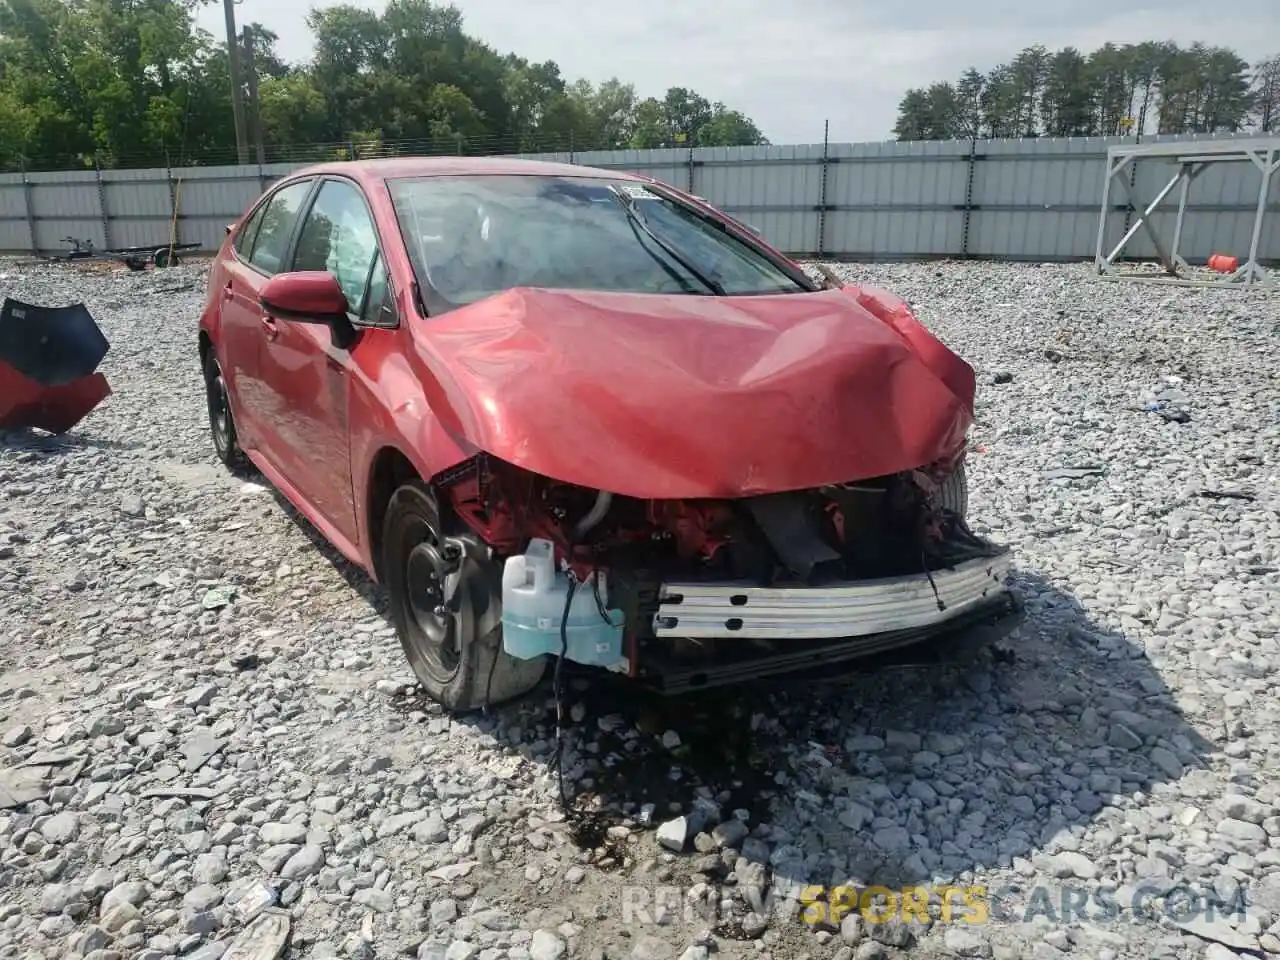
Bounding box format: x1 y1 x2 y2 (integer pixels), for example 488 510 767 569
221 179 315 456
256 178 387 547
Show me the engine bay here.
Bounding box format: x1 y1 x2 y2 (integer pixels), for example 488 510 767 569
441 454 998 584
433 453 1010 686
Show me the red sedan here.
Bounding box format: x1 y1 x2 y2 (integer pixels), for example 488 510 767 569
198 157 1018 712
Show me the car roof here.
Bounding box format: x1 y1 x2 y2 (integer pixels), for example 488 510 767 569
286 156 649 184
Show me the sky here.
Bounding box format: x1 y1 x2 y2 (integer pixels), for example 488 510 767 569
197 0 1278 145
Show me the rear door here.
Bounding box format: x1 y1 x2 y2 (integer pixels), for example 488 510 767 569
217 198 268 449
256 176 392 546
219 178 316 456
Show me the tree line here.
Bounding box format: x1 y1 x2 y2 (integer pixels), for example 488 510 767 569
893 43 1280 141
0 0 769 171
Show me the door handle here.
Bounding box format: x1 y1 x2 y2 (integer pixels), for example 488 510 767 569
260 315 279 341
222 283 234 301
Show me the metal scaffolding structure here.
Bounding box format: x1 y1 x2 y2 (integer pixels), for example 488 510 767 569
1095 136 1280 289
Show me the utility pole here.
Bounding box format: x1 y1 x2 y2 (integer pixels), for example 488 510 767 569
242 27 267 165
223 0 249 164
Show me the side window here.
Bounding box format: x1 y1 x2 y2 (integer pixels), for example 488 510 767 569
292 180 380 317
247 180 313 276
233 203 266 258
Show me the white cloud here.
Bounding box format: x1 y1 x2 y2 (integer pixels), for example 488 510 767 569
200 0 1278 143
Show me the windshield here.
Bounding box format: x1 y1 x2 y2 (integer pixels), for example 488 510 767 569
386 174 811 308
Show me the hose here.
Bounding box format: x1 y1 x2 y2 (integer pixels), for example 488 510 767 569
573 490 612 541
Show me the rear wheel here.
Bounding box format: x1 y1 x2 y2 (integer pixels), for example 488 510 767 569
203 352 241 468
382 481 545 712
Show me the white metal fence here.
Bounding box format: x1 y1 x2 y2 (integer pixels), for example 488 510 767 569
0 133 1275 263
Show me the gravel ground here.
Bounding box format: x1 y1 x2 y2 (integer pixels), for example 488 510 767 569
0 258 1278 960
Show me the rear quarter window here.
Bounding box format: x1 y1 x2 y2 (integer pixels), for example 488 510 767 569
233 204 266 258
246 180 313 275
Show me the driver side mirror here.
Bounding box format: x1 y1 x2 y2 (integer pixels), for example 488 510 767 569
260 271 358 349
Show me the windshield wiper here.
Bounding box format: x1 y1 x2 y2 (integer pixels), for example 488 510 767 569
639 183 817 294
607 186 725 296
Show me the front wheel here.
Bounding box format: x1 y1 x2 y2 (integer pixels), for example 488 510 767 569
382 481 546 712
932 461 968 518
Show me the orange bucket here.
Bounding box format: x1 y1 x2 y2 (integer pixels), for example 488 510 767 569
1208 253 1239 274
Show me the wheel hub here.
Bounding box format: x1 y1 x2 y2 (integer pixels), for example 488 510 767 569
405 540 463 671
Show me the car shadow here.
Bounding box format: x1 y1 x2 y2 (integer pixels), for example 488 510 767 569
265 490 1215 915
492 568 1215 921
261 483 390 610
0 427 148 453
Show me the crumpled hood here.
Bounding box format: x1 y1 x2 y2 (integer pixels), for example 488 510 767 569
410 285 975 500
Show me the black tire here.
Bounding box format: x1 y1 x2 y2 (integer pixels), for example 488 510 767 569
203 351 241 468
933 460 968 518
382 481 545 713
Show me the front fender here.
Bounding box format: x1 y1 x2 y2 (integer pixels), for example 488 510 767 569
841 284 976 413
348 344 481 572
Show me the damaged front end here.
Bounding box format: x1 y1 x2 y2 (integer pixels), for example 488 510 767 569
439 455 1020 692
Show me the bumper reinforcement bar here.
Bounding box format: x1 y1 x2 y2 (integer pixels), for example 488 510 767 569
640 591 1024 694
654 553 1013 640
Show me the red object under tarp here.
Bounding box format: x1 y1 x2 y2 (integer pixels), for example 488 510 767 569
410 284 976 500
0 362 111 434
